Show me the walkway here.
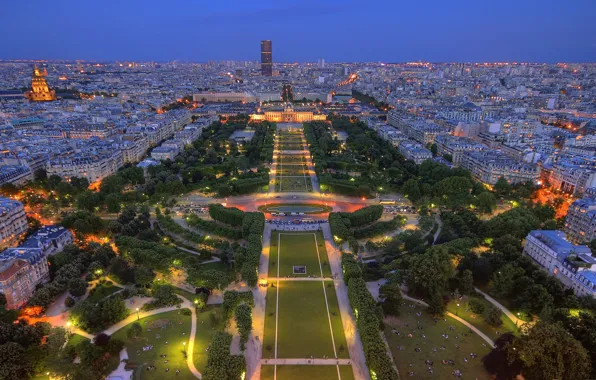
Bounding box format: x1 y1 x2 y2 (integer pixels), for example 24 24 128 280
474 287 523 326
400 293 495 347
321 223 371 380
262 358 352 365
432 213 443 245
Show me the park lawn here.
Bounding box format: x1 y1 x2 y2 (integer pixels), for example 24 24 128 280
445 298 519 340
279 143 304 150
384 303 491 380
278 165 307 176
87 283 121 304
269 232 331 277
199 260 233 273
277 176 312 192
475 284 533 323
278 155 305 164
275 281 348 358
192 305 225 373
111 310 195 380
262 285 278 359
261 365 355 380
67 333 89 347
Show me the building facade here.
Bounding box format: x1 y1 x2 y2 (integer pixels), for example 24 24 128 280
564 197 596 244
0 259 35 309
0 198 28 251
524 230 596 298
460 151 539 186
261 40 272 76
434 134 487 166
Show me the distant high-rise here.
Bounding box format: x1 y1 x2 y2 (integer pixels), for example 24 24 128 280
261 40 272 76
281 84 293 102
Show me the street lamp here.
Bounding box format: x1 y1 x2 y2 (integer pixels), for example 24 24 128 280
182 341 187 355
456 303 460 316
136 308 140 321
516 312 520 327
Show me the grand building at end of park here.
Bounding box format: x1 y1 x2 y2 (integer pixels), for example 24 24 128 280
249 103 327 123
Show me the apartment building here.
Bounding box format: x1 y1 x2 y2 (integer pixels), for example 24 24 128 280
524 230 596 298
564 197 596 244
0 259 35 309
434 134 486 166
0 198 28 250
46 150 124 183
398 140 433 165
460 151 539 186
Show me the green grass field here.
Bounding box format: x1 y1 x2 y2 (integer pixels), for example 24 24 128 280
261 365 355 380
277 176 312 192
192 305 225 373
278 155 305 164
87 283 121 304
277 165 308 175
269 232 331 277
445 298 519 340
111 310 195 380
384 303 491 380
263 281 348 359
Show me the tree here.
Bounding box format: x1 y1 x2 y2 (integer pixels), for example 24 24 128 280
483 333 522 379
508 321 591 380
234 303 252 351
427 291 445 315
379 281 403 316
0 342 34 380
105 193 121 213
483 304 503 327
475 192 496 214
494 177 512 197
127 322 142 338
64 296 75 308
94 333 111 346
459 269 474 295
403 246 455 298
69 278 88 297
134 266 154 287
401 179 422 202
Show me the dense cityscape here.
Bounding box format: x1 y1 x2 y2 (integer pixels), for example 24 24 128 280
1 14 596 380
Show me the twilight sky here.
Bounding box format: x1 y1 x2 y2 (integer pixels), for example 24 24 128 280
1 0 595 62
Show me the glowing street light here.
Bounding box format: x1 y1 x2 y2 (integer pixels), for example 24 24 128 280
456 303 460 316
136 308 140 320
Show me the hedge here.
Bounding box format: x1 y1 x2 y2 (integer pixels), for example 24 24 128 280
342 254 399 380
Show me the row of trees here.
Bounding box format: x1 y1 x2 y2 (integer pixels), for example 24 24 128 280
330 206 388 252
202 332 246 380
341 254 399 380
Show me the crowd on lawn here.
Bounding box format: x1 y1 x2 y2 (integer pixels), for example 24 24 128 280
394 303 484 378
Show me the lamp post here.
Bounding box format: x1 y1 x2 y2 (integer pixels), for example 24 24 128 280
182 341 187 355
136 308 140 321
456 303 460 316
516 312 520 327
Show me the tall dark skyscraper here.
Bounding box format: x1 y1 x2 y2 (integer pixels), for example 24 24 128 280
260 40 272 76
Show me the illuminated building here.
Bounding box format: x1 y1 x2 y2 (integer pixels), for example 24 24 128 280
0 198 28 251
0 259 35 309
24 67 56 102
250 103 326 123
261 40 272 76
524 230 596 298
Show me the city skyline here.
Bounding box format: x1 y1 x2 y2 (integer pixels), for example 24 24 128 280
1 0 595 63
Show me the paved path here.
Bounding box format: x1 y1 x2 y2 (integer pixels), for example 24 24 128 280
262 358 352 365
474 287 522 326
186 304 201 378
321 223 371 380
432 213 443 244
401 293 495 347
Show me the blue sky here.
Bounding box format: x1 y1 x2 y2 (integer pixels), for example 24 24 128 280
1 0 595 62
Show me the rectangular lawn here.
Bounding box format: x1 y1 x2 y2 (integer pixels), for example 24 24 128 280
269 232 331 277
277 176 312 192
264 281 348 359
261 365 355 380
